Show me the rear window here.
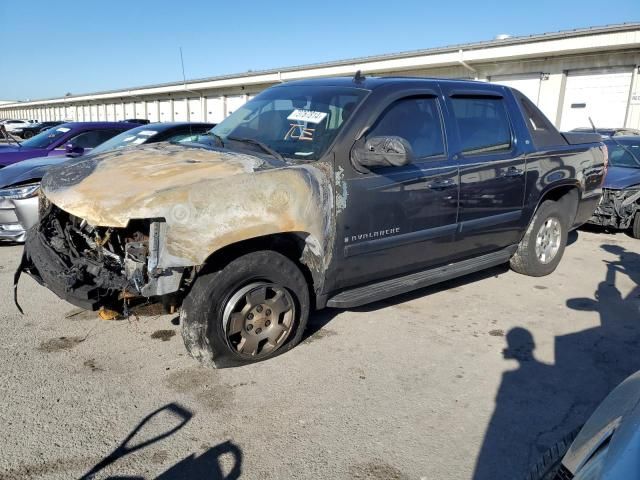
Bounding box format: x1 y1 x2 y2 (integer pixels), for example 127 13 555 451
450 97 512 155
517 95 566 148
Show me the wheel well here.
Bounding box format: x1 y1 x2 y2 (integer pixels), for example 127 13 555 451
539 185 580 226
196 233 319 305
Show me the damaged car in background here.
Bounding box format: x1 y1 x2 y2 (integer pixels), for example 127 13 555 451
588 137 640 238
17 76 606 368
0 122 139 241
0 122 213 242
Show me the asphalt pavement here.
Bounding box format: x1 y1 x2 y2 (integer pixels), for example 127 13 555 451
0 228 638 479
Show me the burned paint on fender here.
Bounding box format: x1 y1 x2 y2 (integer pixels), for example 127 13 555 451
40 142 334 270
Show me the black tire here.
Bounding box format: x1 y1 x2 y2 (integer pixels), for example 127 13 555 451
631 212 640 239
510 200 568 277
527 428 580 480
23 131 34 139
180 250 310 368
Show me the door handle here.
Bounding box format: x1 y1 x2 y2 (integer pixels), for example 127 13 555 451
500 167 524 178
427 178 456 190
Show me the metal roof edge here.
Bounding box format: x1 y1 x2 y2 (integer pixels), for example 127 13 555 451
4 22 640 107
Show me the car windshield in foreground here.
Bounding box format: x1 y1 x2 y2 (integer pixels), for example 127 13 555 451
210 85 368 160
607 141 640 168
20 125 72 148
91 125 165 155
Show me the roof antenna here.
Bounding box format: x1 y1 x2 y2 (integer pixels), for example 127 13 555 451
179 47 193 137
588 116 597 133
354 70 366 84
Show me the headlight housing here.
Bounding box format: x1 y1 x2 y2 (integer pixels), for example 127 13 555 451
0 182 41 200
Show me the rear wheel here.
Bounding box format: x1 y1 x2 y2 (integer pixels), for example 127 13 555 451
510 200 568 276
631 212 640 239
23 131 34 139
181 250 310 368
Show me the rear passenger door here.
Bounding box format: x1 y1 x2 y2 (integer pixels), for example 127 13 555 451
440 86 527 255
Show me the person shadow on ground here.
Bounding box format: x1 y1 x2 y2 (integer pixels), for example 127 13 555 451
473 243 640 480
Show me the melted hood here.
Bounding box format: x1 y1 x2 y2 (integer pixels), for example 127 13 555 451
40 142 334 267
41 143 272 227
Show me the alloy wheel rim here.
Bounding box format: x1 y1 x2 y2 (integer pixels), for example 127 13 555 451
535 217 561 264
222 282 295 358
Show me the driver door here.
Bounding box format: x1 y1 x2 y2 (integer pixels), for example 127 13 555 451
335 94 460 289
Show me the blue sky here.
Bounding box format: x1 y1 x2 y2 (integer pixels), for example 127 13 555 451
1 0 638 101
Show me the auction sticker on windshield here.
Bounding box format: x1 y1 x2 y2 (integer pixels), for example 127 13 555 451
287 109 327 124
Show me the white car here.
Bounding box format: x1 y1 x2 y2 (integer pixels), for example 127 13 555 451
3 120 36 132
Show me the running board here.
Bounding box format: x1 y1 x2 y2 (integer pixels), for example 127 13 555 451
326 245 517 309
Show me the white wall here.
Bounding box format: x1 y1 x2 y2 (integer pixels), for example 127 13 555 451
2 50 639 130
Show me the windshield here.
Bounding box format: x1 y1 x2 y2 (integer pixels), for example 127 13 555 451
20 125 72 149
210 85 368 160
608 141 640 168
91 125 164 155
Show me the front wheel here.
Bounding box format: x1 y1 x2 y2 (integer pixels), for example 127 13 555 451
23 131 34 139
181 250 310 368
510 200 568 277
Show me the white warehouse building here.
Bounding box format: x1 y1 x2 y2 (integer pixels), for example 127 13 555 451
2 23 640 131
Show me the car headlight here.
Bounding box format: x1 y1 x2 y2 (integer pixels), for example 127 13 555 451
0 183 41 200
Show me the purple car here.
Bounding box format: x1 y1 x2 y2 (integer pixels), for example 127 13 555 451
0 122 138 167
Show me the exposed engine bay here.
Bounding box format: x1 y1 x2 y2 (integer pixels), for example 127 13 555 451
589 188 640 229
17 202 187 312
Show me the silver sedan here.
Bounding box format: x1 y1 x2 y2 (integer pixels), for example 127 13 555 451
0 157 63 242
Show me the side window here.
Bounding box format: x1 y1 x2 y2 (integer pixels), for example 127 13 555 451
517 95 565 147
450 96 512 155
69 129 122 148
367 97 445 159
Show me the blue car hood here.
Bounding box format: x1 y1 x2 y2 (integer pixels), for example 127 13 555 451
603 166 640 190
0 155 70 188
563 371 640 477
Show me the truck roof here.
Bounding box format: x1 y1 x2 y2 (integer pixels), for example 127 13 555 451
276 75 499 91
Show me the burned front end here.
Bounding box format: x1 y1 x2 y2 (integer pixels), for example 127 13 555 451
18 202 187 312
589 187 640 229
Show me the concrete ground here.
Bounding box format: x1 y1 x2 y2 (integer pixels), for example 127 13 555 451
0 229 638 480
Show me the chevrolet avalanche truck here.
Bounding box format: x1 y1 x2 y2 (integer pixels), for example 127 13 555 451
16 76 606 368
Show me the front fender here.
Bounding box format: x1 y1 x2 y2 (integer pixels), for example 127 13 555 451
158 164 334 270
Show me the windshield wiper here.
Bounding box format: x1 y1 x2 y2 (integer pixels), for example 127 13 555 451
227 136 284 162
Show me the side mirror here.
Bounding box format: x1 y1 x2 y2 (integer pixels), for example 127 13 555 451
65 143 85 157
352 136 413 169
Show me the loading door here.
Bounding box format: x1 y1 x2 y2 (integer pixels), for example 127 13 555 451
560 68 633 131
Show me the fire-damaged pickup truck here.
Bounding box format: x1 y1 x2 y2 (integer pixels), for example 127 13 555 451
16 76 606 367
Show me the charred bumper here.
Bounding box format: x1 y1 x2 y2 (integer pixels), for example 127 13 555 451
17 206 185 311
589 188 640 229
